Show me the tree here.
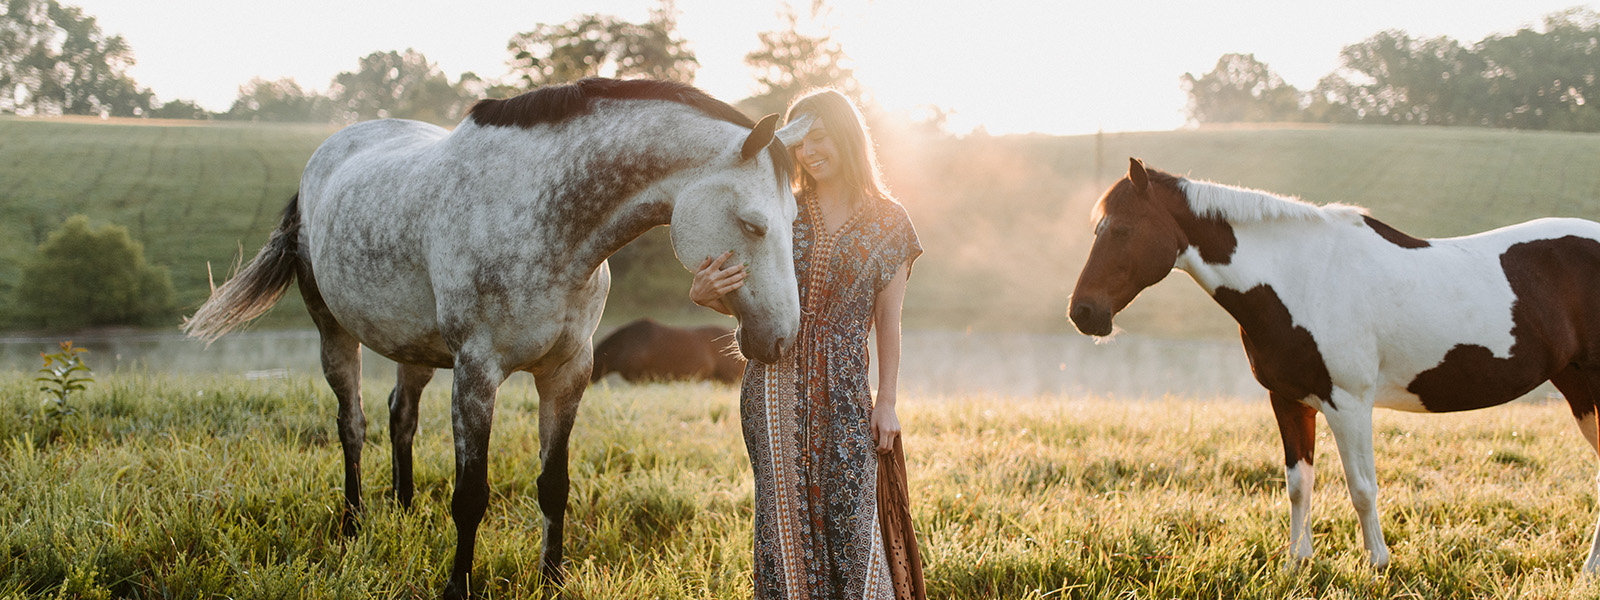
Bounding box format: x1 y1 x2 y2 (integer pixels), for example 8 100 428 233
147 98 209 120
224 77 331 122
1320 30 1491 126
506 0 697 88
0 0 151 116
1181 53 1304 124
1477 9 1600 131
13 215 175 329
740 5 859 118
328 48 471 124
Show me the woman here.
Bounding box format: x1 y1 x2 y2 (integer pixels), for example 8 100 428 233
691 89 924 600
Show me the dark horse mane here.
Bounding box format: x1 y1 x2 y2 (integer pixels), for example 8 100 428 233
467 77 790 175
468 77 757 130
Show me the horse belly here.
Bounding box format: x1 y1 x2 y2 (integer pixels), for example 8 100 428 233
308 245 454 368
334 278 454 367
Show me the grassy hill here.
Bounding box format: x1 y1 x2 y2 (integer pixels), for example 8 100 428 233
0 117 335 330
3 116 1599 338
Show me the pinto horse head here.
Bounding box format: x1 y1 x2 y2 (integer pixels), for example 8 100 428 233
1069 158 1193 337
669 113 800 364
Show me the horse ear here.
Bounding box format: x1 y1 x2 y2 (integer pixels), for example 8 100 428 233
1128 157 1150 193
741 113 780 161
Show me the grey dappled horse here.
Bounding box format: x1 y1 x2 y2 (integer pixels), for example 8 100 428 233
185 78 804 598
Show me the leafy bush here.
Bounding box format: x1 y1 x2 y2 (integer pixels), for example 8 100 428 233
12 215 175 329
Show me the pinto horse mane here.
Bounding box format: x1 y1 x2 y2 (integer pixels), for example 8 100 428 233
1176 175 1367 225
468 77 757 130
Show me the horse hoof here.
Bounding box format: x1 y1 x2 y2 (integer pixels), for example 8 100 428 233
1281 556 1311 572
441 578 469 600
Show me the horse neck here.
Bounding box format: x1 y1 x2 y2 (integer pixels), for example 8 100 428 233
1169 191 1344 296
458 104 727 278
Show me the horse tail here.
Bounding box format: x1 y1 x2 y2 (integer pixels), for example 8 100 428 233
183 194 303 343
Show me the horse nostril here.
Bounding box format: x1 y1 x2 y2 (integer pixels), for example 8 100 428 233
1069 304 1092 323
771 336 787 359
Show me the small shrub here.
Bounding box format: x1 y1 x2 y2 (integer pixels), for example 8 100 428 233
13 215 176 329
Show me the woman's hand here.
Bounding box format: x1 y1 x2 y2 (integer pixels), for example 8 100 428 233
690 251 746 315
870 394 900 454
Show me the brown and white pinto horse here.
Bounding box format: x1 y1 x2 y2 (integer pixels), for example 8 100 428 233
1070 158 1600 571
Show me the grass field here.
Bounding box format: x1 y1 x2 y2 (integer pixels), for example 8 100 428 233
3 116 1599 337
6 371 1600 599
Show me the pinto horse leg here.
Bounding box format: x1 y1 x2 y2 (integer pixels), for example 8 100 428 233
532 348 595 588
388 363 435 509
442 353 507 600
1550 365 1600 573
1320 389 1391 569
1270 392 1318 565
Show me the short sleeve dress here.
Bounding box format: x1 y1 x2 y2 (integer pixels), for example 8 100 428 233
741 190 923 600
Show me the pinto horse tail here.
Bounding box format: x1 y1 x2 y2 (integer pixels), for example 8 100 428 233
182 194 302 343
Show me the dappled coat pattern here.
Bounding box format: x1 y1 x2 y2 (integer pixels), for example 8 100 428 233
741 191 921 600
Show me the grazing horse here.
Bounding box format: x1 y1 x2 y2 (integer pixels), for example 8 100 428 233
184 78 805 598
591 318 745 384
1069 158 1600 571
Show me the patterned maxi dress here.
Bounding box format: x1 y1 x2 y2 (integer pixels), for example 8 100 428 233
741 191 923 600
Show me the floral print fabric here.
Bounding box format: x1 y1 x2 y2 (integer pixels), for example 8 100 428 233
741 192 922 600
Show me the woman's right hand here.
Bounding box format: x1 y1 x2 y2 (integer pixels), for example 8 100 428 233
690 251 746 315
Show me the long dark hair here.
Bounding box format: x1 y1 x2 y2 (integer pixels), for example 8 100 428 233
784 89 893 205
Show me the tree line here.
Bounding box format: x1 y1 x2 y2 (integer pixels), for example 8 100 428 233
1183 8 1600 132
0 0 857 125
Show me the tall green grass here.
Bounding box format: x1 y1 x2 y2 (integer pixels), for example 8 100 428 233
6 371 1600 598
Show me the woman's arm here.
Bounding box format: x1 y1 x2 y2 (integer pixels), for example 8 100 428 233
689 251 745 316
870 262 911 453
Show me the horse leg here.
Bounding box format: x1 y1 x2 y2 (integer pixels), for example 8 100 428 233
532 347 595 587
442 351 507 600
1319 388 1391 569
298 273 366 537
1550 365 1600 573
389 363 435 509
1270 391 1318 565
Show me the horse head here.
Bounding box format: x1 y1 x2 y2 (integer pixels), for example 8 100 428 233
669 114 801 364
1069 158 1190 337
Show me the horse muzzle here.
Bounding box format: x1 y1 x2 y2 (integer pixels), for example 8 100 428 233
736 327 791 365
1068 300 1115 337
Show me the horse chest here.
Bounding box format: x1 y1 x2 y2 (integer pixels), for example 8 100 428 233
1213 284 1335 405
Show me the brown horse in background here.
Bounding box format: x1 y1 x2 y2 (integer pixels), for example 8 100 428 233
591 318 745 384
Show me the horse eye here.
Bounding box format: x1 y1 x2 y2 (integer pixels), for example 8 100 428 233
1108 225 1132 238
740 219 766 237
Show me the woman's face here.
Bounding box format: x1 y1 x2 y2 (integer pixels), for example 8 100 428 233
795 123 841 184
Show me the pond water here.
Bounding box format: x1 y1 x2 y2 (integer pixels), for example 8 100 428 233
1 328 1263 400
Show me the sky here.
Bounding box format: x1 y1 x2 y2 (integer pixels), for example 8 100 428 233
64 0 1598 136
